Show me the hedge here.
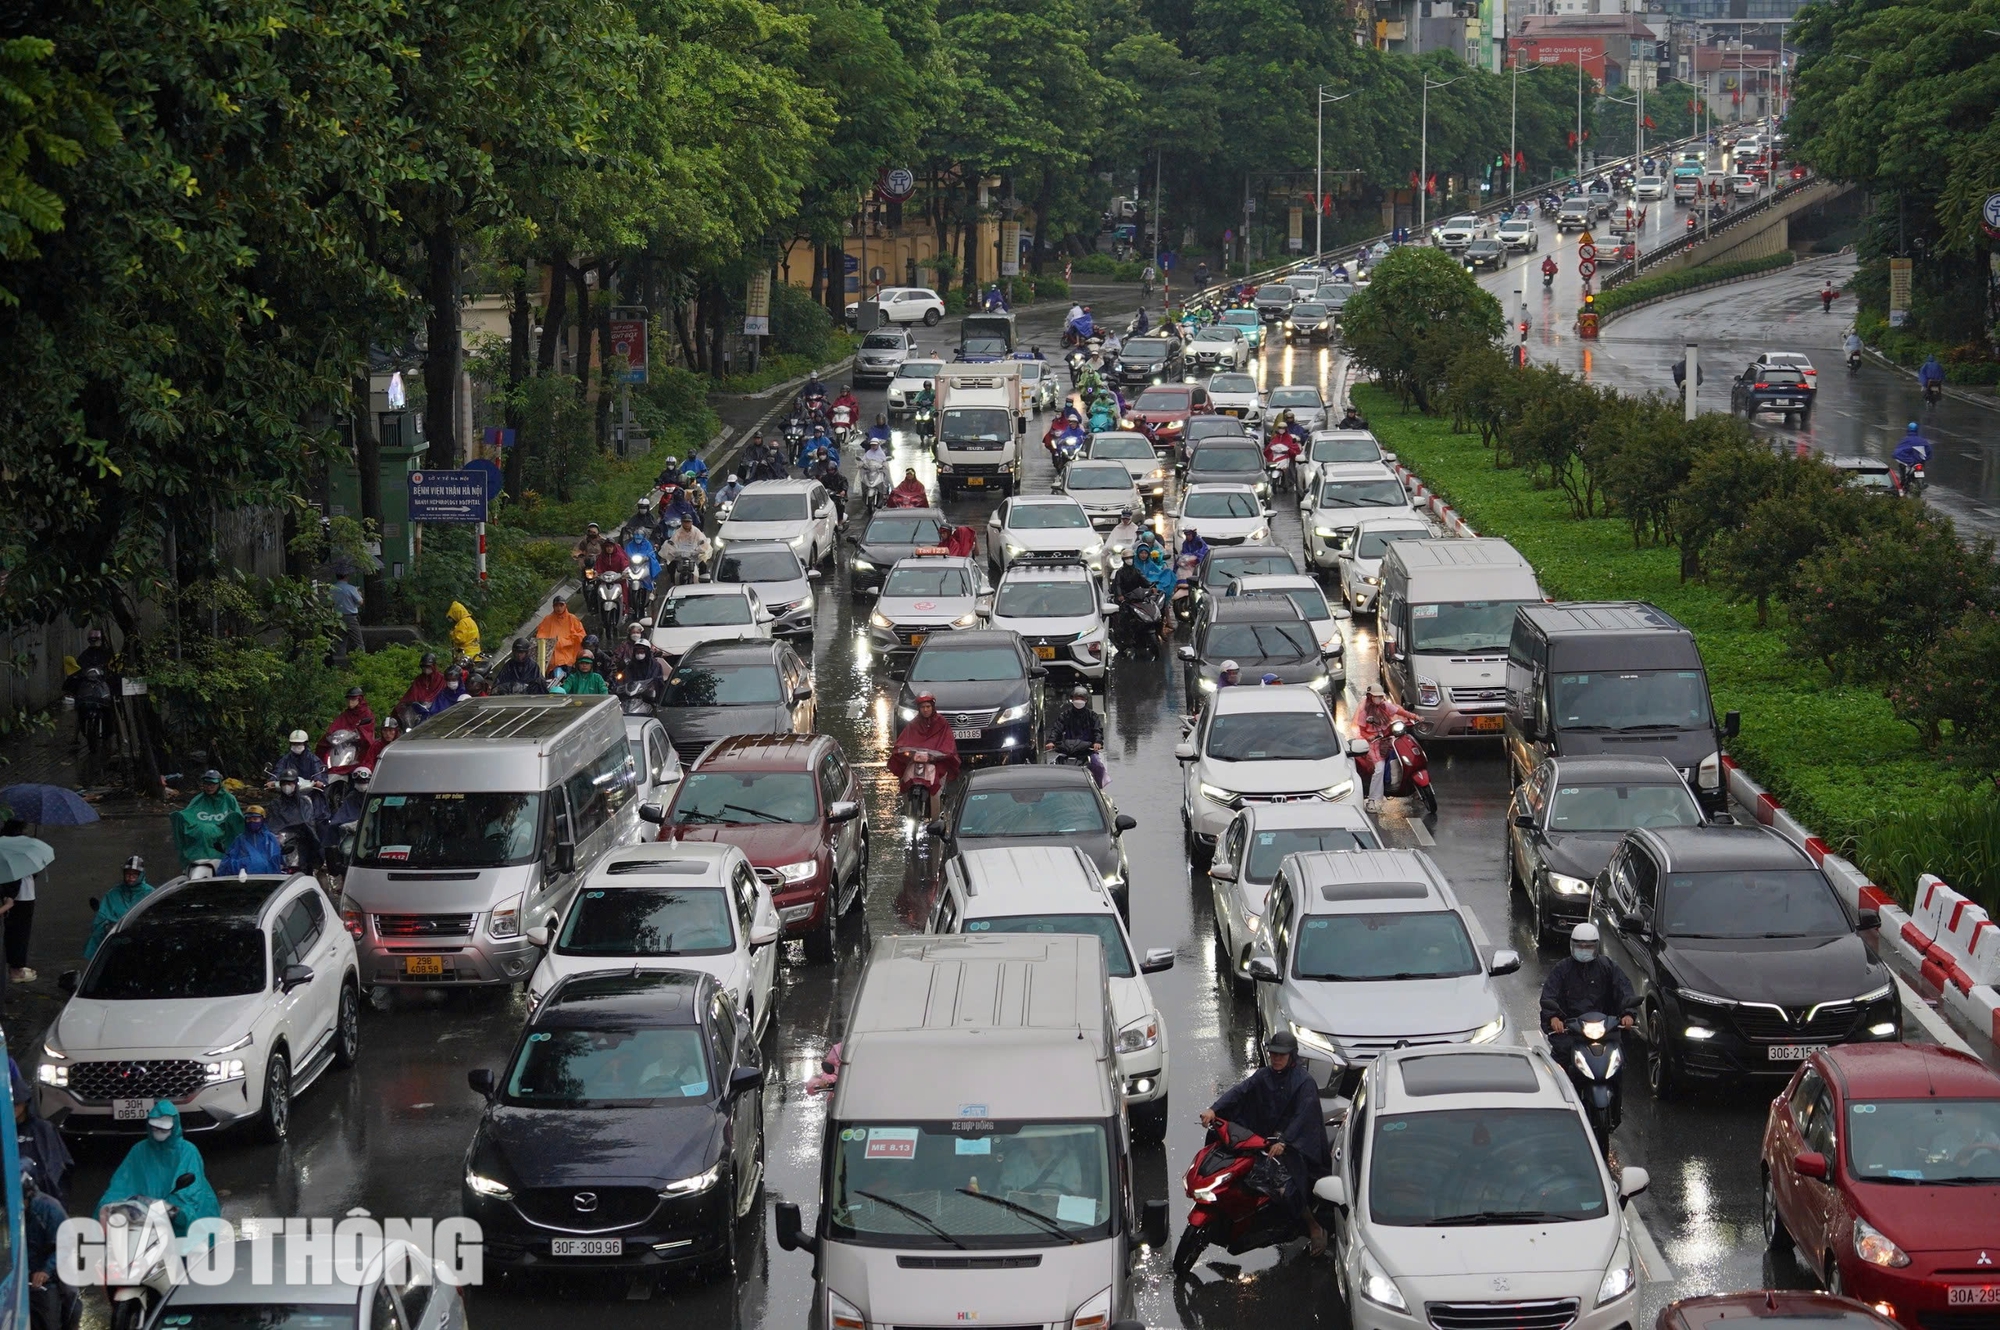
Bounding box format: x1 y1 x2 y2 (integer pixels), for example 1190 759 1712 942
1354 382 1977 864
1593 250 1796 319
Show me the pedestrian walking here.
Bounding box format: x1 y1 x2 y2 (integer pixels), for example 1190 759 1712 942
1 820 41 982
330 570 364 660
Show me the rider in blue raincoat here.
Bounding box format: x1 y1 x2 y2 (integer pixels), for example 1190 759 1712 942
218 807 284 875
99 1100 221 1238
623 528 660 581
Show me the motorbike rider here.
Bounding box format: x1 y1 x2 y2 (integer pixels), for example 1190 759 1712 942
319 686 377 762
802 423 840 474
1357 687 1421 811
272 730 326 785
830 382 861 431
1919 354 1946 398
615 641 666 706
1200 1030 1329 1254
859 435 891 500
1894 422 1934 490
264 776 325 871
678 451 711 490
1044 685 1107 788
889 469 930 508
1843 329 1864 364
219 805 284 875
98 1101 221 1240
1139 545 1178 635
1264 418 1303 482
13 1066 73 1205
1335 406 1367 430
741 432 776 482
573 521 610 578
1178 528 1209 585
444 599 482 662
624 507 661 576
1099 328 1123 361
983 283 1010 312
492 638 550 694
888 693 961 819
657 483 702 532
1541 921 1638 1041
1107 509 1143 554
86 856 155 960
1820 282 1836 313
423 666 469 719
665 513 713 581
172 771 243 869
1215 659 1242 690
865 413 892 448
611 622 649 672
24 1165 76 1330
817 460 851 524
535 593 587 671
1133 307 1150 336
365 711 404 766
1541 254 1559 283
325 765 371 845
397 651 448 712
64 627 120 746
555 649 610 695
712 473 744 511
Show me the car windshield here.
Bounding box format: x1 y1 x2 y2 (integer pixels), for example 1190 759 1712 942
157 1311 357 1330
942 408 1011 444
1370 1107 1609 1225
1185 491 1262 519
1410 600 1531 653
1845 1098 2000 1184
1019 363 1043 381
673 771 817 825
1446 216 1477 227
659 594 753 627
84 924 265 999
1293 910 1479 981
966 913 1133 977
1195 329 1239 343
863 333 903 349
1469 241 1502 253
728 494 807 524
1268 388 1323 408
995 579 1095 618
1207 622 1316 660
1008 504 1089 531
505 1026 712 1105
1090 437 1154 460
1187 421 1251 443
661 662 783 707
958 786 1106 838
911 645 1023 683
1317 479 1407 508
1355 528 1428 559
883 566 971 597
1067 466 1132 491
1292 304 1328 318
1191 448 1262 474
1207 710 1337 761
355 792 542 868
557 885 735 956
1135 389 1191 412
900 362 942 381
1552 670 1713 731
1245 826 1378 883
1124 339 1172 359
1660 869 1851 938
1205 554 1297 587
1221 311 1258 327
1210 374 1258 394
715 549 804 584
1258 286 1294 302
1547 782 1703 832
829 1120 1114 1246
1311 437 1378 464
863 515 945 545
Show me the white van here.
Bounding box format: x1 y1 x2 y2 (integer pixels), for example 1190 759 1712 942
343 696 643 989
774 933 1166 1329
1378 538 1544 739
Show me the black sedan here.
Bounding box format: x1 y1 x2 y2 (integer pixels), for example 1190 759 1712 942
1464 238 1507 271
658 639 815 763
1180 440 1269 500
1178 598 1328 699
1730 364 1815 425
1107 336 1185 388
846 508 947 595
928 764 1137 914
1591 824 1899 1098
1507 755 1707 946
462 970 766 1276
1283 302 1336 343
891 630 1046 766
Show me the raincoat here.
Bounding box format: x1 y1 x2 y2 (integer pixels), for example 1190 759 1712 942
172 790 244 868
555 668 609 696
448 601 482 658
421 682 469 718
1209 1060 1328 1223
12 1065 74 1202
219 825 284 875
535 605 587 669
887 712 961 788
84 874 154 960
397 665 447 710
98 1101 221 1238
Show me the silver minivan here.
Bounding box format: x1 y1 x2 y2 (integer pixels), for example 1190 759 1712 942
343 695 643 989
775 933 1167 1329
1378 538 1543 739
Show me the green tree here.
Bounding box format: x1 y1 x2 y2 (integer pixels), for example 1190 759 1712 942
1339 245 1501 413
1707 457 1863 627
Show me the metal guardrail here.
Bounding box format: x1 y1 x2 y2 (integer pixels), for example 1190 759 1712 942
1599 170 1823 292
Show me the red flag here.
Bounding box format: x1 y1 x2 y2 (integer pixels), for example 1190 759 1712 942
1643 115 1656 129
1688 99 1696 113
1514 150 1527 168
1567 130 1578 146
1321 193 1332 216
1425 173 1437 195
1410 170 1421 189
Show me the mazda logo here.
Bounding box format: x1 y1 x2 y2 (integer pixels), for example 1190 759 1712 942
572 1192 598 1213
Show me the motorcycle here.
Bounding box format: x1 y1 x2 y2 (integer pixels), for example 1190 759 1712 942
782 416 808 464
323 728 363 780
859 456 890 515
1847 349 1862 374
668 548 705 589
896 746 947 821
624 555 654 623
1555 1010 1628 1159
1924 381 1943 409
1543 269 1556 289
101 1186 197 1330
612 672 657 717
591 569 625 637
73 666 116 774
1174 1118 1326 1276
830 402 857 446
1895 459 1928 499
1112 587 1164 658
1355 718 1436 816
1050 428 1086 471
1046 735 1096 771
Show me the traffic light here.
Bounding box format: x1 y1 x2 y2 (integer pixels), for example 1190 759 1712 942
1583 290 1596 309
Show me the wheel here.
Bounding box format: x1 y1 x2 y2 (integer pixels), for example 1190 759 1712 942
1417 783 1438 817
1646 1006 1680 1101
1827 1260 1845 1297
256 1049 292 1144
1172 1224 1208 1277
1762 1168 1794 1255
845 831 871 912
332 981 362 1069
110 1298 146 1330
923 309 942 326
702 1171 741 1282
804 900 837 963
1129 1093 1169 1145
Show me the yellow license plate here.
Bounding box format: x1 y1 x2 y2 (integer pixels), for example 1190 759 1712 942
403 955 445 977
1469 715 1505 733
1033 645 1057 660
907 633 926 648
967 476 985 486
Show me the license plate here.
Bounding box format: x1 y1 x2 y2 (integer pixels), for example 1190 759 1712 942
1222 408 1243 416
551 1238 623 1258
967 476 985 487
113 1098 152 1121
1771 399 1797 407
953 728 980 741
1469 715 1505 733
906 633 926 648
1033 645 1057 661
1767 1044 1828 1061
1948 1288 2000 1306
403 955 445 977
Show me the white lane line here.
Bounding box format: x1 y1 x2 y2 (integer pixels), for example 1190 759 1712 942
1408 817 1435 847
1894 971 1976 1056
1626 1207 1676 1284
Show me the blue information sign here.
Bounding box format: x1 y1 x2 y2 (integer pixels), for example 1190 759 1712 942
408 470 490 523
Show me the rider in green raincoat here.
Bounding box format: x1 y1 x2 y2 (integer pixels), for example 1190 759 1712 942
172 770 243 868
98 1101 221 1238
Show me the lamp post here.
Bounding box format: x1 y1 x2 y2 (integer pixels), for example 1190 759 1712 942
1574 52 1607 183
1316 87 1354 259
1508 59 1519 197
1420 73 1463 237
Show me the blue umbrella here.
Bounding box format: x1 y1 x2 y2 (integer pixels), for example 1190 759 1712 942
0 837 55 881
0 783 99 827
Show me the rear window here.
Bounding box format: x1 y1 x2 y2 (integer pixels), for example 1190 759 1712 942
862 333 903 349
1258 286 1294 301
1268 387 1323 408
1190 446 1261 472
727 493 807 524
883 565 971 597
1209 374 1258 393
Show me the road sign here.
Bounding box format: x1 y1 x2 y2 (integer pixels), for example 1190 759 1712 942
1577 230 1596 248
608 309 648 384
408 470 489 524
878 166 915 203
1223 229 1234 243
1984 192 2000 239
842 254 859 274
1160 251 1176 271
1577 243 1598 262
464 458 503 501
1578 259 1597 279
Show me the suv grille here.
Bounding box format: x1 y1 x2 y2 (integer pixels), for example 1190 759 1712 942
1429 1300 1580 1330
375 913 475 939
1730 1002 1860 1043
514 1186 660 1232
1448 687 1506 706
944 709 996 729
71 1060 209 1103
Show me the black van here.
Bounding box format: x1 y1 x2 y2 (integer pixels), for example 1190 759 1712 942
1504 602 1739 811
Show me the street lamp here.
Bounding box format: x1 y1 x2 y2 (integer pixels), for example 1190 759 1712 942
1574 52 1608 183
1420 73 1463 237
1316 87 1354 259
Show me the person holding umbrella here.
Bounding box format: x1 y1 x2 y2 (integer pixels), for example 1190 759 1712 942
0 820 44 982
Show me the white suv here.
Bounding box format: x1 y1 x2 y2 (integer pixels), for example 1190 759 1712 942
987 555 1109 685
716 479 839 570
856 286 946 327
39 874 360 1142
1318 1046 1649 1330
1433 215 1480 250
987 494 1105 574
1209 801 1380 994
1335 513 1435 614
1303 463 1421 571
1497 217 1539 251
1177 685 1365 865
928 845 1175 1139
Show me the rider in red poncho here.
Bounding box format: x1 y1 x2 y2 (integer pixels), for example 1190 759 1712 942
888 469 931 509
887 693 961 818
1354 687 1421 810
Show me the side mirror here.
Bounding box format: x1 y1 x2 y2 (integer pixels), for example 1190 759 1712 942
639 802 665 825
1857 909 1881 932
1174 741 1197 762
792 683 814 703
1247 955 1281 983
1723 710 1741 738
524 926 551 949
806 568 824 581
467 1068 496 1098
926 819 947 838
1114 813 1137 833
1139 1200 1169 1249
886 666 908 682
826 799 861 823
1029 664 1049 678
175 1172 198 1193
1513 813 1536 830
1312 1175 1348 1207
1176 646 1197 662
554 813 577 874
1140 947 1176 974
1618 912 1647 936
1346 737 1371 759
1209 860 1238 882
774 1201 817 1254
58 970 78 995
1619 1166 1651 1201
280 963 315 993
728 1065 765 1096
1488 948 1522 977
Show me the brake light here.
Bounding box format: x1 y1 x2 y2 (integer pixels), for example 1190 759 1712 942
1754 382 1770 390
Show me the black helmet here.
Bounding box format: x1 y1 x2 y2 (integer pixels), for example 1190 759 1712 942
1263 1029 1299 1057
124 855 145 874
512 637 531 654
420 651 437 668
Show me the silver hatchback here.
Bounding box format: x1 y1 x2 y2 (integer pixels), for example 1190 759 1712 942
855 328 914 386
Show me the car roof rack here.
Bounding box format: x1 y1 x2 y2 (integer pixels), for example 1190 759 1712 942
1004 554 1092 573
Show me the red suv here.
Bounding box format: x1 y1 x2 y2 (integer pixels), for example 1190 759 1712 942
1130 384 1212 449
1761 1043 2000 1327
641 733 866 962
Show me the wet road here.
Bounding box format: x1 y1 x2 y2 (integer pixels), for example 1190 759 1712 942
33 290 1828 1330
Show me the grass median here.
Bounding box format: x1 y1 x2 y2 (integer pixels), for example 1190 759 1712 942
1595 251 1795 319
1354 382 1966 862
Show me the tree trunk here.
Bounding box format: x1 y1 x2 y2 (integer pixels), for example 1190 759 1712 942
672 293 699 369
962 175 980 298
593 258 617 448
424 218 462 466
537 258 568 374
692 288 708 374
572 259 593 399
352 374 386 614
825 239 846 322
706 283 729 380
810 242 825 306
1031 167 1054 275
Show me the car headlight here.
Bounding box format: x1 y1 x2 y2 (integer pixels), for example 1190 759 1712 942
1675 986 1732 1008
465 1172 514 1200
203 1058 246 1085
1854 1215 1909 1267
898 706 917 721
1596 1242 1636 1305
1469 1016 1505 1044
995 702 1032 724
1856 982 1893 1004
788 532 810 549
1004 542 1024 558
36 1063 66 1088
1314 526 1338 538
951 612 978 628
1416 675 1442 708
1359 1246 1408 1312
1249 528 1269 543
869 610 892 629
1116 1015 1160 1053
1082 542 1103 557
777 859 819 884
1309 675 1332 691
661 1162 723 1197
1548 872 1592 896
1071 1286 1112 1330
1198 677 1217 692
1363 575 1381 586
1288 1023 1345 1064
488 895 522 939
204 1033 254 1057
853 558 877 572
1198 782 1239 807
1317 779 1354 800
1244 911 1262 934
41 1035 64 1062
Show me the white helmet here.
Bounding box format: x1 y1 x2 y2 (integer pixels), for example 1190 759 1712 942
288 729 309 745
1221 659 1241 673
1569 921 1601 964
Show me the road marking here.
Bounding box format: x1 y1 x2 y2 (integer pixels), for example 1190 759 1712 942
1893 971 1975 1055
1626 1206 1676 1283
1408 817 1435 847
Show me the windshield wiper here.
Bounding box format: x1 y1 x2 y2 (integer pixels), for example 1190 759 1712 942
1612 723 1690 732
954 1188 1084 1244
720 803 794 823
1925 1175 2000 1185
853 1190 967 1249
674 810 727 824
1428 1209 1577 1226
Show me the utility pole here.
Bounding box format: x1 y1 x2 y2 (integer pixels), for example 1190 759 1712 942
1316 88 1354 260
1509 61 1519 197
1151 147 1163 269
1420 73 1462 236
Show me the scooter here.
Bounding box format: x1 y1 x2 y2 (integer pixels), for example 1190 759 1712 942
591 569 625 637
1112 587 1164 658
1174 1118 1326 1277
1847 349 1862 375
1543 269 1557 289
1924 381 1943 409
73 666 117 775
830 402 857 446
1045 735 1096 771
859 456 890 514
624 555 653 624
101 1187 197 1330
668 549 705 590
896 747 947 821
1355 719 1436 816
1050 428 1086 470
1895 459 1928 499
611 672 657 717
1555 1010 1627 1159
322 728 364 783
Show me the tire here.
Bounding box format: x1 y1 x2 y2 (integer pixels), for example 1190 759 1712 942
256 1049 292 1144
845 831 871 912
110 1298 147 1330
1762 1168 1794 1256
923 309 942 326
702 1174 740 1282
1130 1093 1169 1145
332 981 362 1069
1172 1224 1208 1277
1646 1006 1680 1101
1417 783 1438 817
1827 1260 1845 1297
804 901 836 963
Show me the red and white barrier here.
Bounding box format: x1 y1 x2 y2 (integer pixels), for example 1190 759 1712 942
1388 463 1480 539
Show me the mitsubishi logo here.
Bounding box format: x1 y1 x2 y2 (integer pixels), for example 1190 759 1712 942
1979 1252 1993 1266
572 1192 599 1213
